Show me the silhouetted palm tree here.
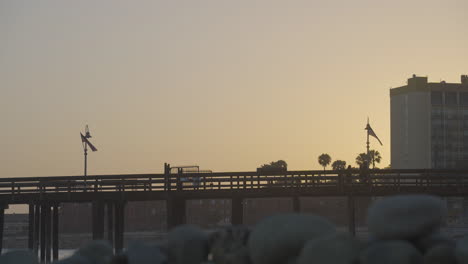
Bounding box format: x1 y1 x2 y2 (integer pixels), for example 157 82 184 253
318 154 332 170
331 160 346 170
355 153 370 167
368 150 382 168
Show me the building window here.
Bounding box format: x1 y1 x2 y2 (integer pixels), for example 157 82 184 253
445 92 457 105
431 92 443 105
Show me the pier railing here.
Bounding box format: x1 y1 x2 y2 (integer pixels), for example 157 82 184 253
1 169 468 195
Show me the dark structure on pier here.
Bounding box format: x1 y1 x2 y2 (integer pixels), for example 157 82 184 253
1 164 468 262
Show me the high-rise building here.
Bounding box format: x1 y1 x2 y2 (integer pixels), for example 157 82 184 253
390 74 468 169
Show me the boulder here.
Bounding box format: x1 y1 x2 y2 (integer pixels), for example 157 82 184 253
125 241 167 264
423 243 456 264
367 195 446 240
210 225 251 264
359 240 423 264
248 213 336 264
74 240 114 264
455 236 468 264
413 232 454 253
297 232 361 264
168 225 209 264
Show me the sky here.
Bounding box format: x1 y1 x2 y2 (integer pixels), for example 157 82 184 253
1 0 468 179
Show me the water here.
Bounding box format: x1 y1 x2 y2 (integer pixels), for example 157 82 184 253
2 249 75 260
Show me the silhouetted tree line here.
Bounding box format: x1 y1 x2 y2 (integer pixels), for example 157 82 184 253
258 150 388 187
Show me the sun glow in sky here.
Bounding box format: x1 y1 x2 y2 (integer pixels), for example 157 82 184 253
1 0 468 178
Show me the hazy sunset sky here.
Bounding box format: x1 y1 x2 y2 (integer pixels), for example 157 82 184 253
2 0 468 177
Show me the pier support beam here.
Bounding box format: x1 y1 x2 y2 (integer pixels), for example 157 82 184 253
40 204 46 263
166 196 186 229
92 201 105 240
292 196 301 213
107 202 114 248
231 197 243 225
52 204 59 261
348 196 356 236
114 202 125 254
0 204 5 254
45 205 52 263
28 204 35 250
34 204 40 254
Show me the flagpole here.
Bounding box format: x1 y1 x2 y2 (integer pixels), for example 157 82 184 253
366 118 370 157
81 125 97 190
84 143 87 177
366 130 370 157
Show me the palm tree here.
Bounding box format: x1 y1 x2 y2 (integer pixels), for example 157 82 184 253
318 154 332 170
355 153 370 167
331 160 346 170
368 150 382 169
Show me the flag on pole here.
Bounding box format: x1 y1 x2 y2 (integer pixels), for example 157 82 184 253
365 123 383 146
80 133 98 152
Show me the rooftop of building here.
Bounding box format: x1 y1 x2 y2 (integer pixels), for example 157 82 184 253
390 74 468 96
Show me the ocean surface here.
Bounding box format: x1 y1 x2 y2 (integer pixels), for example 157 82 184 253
2 249 75 260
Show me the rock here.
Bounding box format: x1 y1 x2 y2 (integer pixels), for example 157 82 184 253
359 240 423 264
125 241 167 264
455 236 468 264
248 213 336 264
210 225 251 264
74 240 114 264
109 254 127 264
297 232 361 264
413 232 454 253
168 225 209 264
367 195 446 240
0 250 38 264
423 243 456 264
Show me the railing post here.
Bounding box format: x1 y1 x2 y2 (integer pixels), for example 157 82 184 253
94 177 99 192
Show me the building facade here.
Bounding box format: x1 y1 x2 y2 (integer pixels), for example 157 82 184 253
391 75 468 169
